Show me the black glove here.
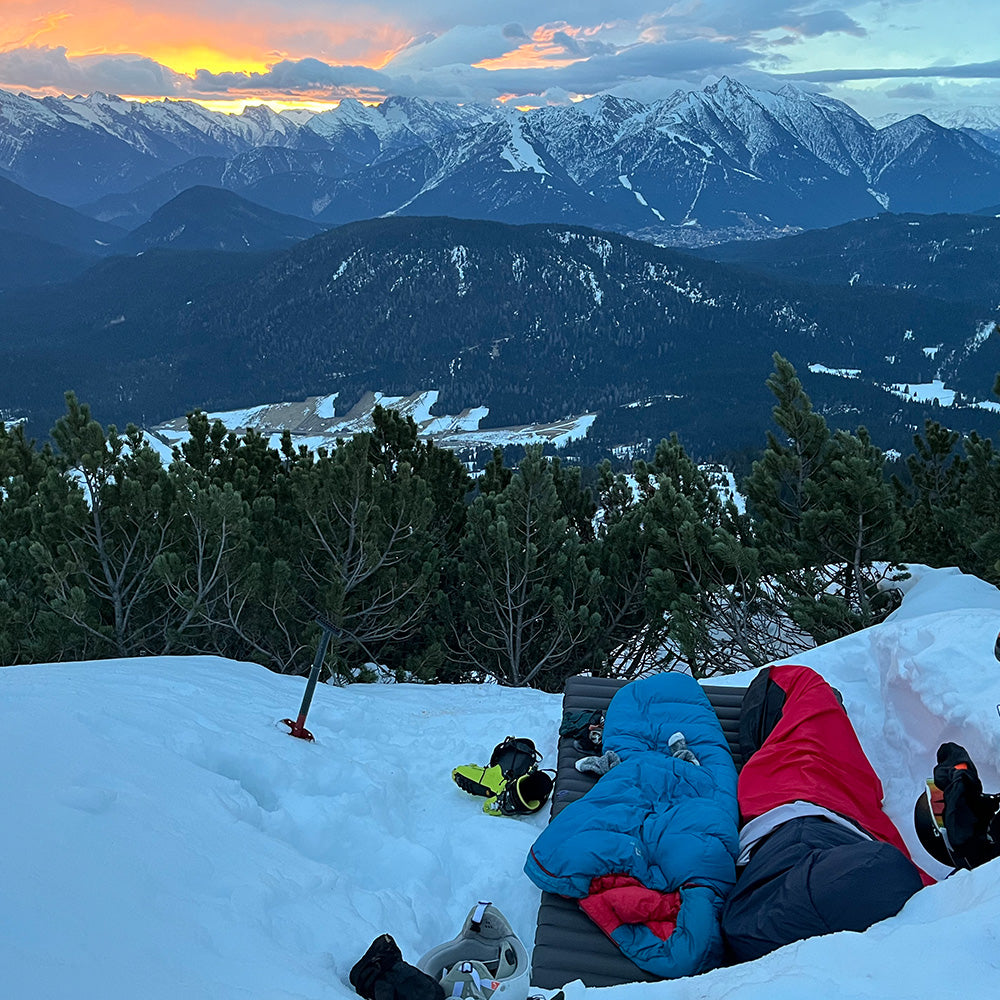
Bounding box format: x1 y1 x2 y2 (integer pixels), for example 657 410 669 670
372 961 446 1000
933 742 998 869
350 934 445 1000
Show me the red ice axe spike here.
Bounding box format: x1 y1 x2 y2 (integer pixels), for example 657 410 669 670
281 614 340 741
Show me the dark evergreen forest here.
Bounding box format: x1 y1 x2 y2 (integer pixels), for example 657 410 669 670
1 216 998 461
3 356 997 689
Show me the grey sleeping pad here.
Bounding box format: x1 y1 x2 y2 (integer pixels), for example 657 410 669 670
529 674 747 990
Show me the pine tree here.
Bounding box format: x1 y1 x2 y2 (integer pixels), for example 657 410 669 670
0 422 63 662
896 421 967 570
588 461 668 677
153 463 257 657
744 356 904 644
638 435 794 676
290 432 441 680
453 446 602 688
957 432 1000 583
28 393 178 657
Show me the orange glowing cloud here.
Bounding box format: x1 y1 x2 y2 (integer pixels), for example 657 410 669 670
474 21 614 72
0 3 405 80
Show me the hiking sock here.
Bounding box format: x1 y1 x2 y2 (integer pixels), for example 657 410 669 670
575 749 621 775
669 732 701 766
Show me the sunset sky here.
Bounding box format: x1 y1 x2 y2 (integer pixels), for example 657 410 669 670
1 1 998 119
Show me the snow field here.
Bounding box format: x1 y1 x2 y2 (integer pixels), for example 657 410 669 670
3 565 1000 998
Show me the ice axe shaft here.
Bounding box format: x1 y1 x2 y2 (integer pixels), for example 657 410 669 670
282 615 339 741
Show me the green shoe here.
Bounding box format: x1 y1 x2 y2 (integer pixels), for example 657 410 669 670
483 769 554 818
452 762 505 798
453 737 542 798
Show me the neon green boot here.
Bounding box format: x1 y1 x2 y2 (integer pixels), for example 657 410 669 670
483 769 554 818
452 762 506 798
452 736 542 798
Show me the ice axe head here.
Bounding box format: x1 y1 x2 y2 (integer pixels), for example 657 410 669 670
281 716 315 741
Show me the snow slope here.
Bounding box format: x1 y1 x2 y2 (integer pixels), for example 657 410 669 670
2 565 1000 998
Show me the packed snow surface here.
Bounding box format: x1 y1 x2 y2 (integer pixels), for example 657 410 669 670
3 565 1000 998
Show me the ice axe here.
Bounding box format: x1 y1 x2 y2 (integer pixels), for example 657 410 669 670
281 612 342 741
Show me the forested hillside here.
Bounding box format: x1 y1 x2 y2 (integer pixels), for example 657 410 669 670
2 216 998 459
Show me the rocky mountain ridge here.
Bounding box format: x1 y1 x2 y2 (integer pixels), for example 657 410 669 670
3 80 1000 244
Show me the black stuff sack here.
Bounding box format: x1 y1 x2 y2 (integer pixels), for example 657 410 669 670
350 933 445 1000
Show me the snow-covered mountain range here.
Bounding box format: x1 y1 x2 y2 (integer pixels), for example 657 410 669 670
3 80 1000 244
875 104 1000 148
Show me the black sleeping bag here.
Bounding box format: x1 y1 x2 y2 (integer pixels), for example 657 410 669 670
722 816 924 961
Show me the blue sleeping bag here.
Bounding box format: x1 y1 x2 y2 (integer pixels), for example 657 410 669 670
524 672 739 979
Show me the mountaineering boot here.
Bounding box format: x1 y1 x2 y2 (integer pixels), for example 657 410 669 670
489 736 542 778
453 737 541 798
483 769 554 818
914 741 1000 869
452 763 506 798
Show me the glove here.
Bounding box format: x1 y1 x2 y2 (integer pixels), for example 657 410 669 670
932 742 997 869
350 934 444 1000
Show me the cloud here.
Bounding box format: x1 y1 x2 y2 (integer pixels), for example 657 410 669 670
193 57 388 95
885 82 936 100
382 25 525 73
372 35 762 103
0 45 184 97
783 59 1000 83
583 38 761 80
781 11 866 38
547 30 619 59
639 1 873 43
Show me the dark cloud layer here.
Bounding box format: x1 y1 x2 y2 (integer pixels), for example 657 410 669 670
0 46 184 97
785 59 1000 83
886 82 936 101
783 11 867 38
193 58 388 94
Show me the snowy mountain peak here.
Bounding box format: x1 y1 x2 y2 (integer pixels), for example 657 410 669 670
331 97 376 122
71 91 122 105
878 114 945 140
238 103 284 126
876 105 1000 136
706 75 753 99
